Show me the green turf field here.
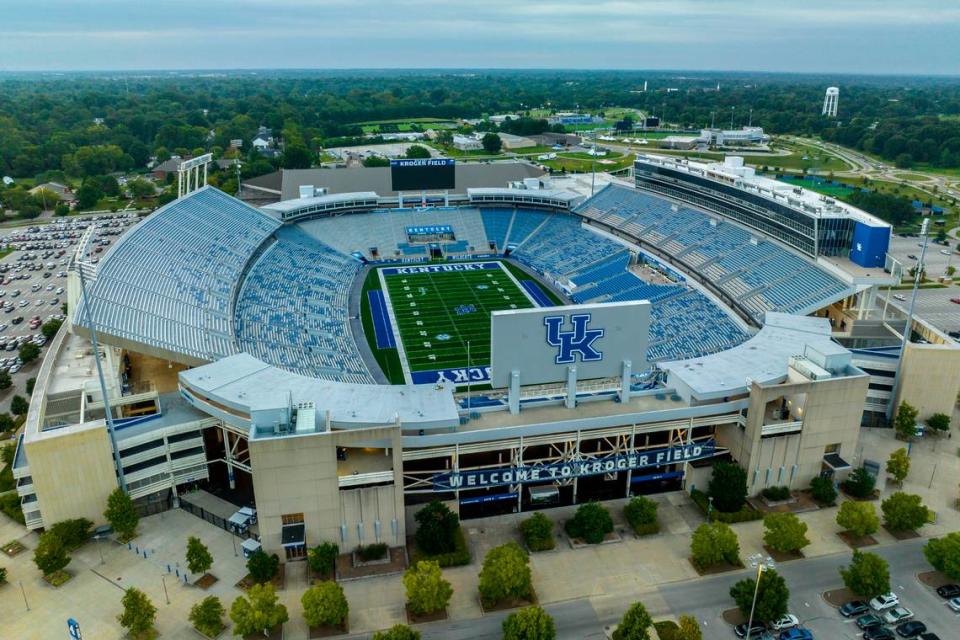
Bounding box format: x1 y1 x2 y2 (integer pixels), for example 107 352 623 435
381 262 535 376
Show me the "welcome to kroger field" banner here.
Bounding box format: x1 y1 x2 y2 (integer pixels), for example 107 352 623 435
432 440 716 491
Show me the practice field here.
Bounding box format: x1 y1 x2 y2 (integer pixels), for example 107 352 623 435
367 261 540 385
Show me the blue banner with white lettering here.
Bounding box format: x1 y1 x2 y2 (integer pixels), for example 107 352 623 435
380 262 501 276
433 441 716 491
411 366 491 385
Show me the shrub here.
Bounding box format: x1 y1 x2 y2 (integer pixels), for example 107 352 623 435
412 525 470 567
624 496 659 536
189 596 225 638
308 542 338 577
302 581 349 628
47 518 93 551
837 501 879 538
0 493 24 524
117 587 157 639
924 532 960 580
414 501 460 555
0 566 6 584
928 412 951 433
708 462 748 513
403 560 453 616
478 542 532 609
613 601 653 640
760 486 791 502
519 512 555 551
809 476 838 505
34 531 70 577
356 542 389 562
373 624 421 640
502 605 555 640
762 512 810 554
881 492 929 532
843 467 876 499
690 489 762 523
840 551 890 598
565 502 613 544
690 522 740 570
246 549 280 584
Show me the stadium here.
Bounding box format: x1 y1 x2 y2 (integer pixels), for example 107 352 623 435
12 154 960 560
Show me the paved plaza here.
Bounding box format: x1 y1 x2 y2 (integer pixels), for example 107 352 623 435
2 424 960 639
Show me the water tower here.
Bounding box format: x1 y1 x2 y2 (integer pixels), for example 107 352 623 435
822 87 839 117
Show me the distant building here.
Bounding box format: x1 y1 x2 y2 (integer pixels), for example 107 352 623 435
546 113 604 126
216 158 241 171
657 136 700 150
92 117 105 126
2 176 14 186
29 182 75 203
700 127 770 146
823 87 839 117
152 156 186 180
252 126 275 153
528 132 581 147
497 133 537 150
488 114 519 124
453 134 482 151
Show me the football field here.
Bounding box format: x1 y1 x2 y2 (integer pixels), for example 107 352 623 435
378 262 536 383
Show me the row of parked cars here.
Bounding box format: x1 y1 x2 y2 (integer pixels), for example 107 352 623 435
1 213 137 252
838 587 955 639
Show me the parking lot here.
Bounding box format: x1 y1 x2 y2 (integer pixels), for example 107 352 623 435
0 213 138 414
887 234 958 281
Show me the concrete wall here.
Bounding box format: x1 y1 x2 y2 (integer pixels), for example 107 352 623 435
895 342 960 421
249 425 405 557
25 423 117 528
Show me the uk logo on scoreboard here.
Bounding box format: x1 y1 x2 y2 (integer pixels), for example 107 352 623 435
544 313 604 364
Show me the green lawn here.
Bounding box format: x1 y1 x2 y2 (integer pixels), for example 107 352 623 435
542 153 635 173
381 262 535 376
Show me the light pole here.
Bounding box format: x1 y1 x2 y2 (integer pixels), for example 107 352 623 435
888 218 929 422
706 495 714 522
745 554 775 638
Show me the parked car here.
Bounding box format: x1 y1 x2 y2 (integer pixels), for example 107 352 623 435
935 584 960 598
856 613 884 630
840 600 869 617
770 615 799 631
883 607 913 624
871 593 900 611
951 298 960 305
918 634 941 640
947 596 960 612
893 294 906 301
863 628 896 640
895 621 926 638
734 621 767 638
777 629 812 640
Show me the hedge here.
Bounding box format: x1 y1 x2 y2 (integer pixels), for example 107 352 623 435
691 488 763 523
761 486 791 501
412 526 470 567
357 543 389 562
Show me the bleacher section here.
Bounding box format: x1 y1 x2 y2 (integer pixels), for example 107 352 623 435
78 187 280 361
234 226 372 383
576 184 853 323
480 208 513 249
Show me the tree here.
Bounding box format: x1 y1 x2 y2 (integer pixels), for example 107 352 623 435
301 581 348 629
809 476 838 505
519 512 555 551
729 568 789 623
885 448 910 486
230 583 289 637
414 500 459 555
33 531 70 576
843 467 876 499
612 602 653 640
564 502 613 544
924 532 960 580
75 181 103 210
10 395 29 417
362 156 391 167
762 512 810 554
624 496 658 532
928 412 951 434
26 378 35 395
403 560 452 616
104 488 139 541
894 401 919 440
481 132 503 154
281 145 313 169
126 178 156 199
246 549 280 584
881 492 929 532
405 145 431 159
0 371 11 391
186 535 214 576
41 318 63 339
54 202 70 216
117 587 157 640
502 605 556 640
478 542 532 608
675 615 702 640
840 551 890 598
836 501 880 538
0 566 6 584
189 596 225 638
18 342 40 364
372 624 421 640
307 542 338 577
48 518 93 550
690 521 740 569
707 462 748 513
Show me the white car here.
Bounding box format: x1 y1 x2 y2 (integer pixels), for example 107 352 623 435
770 614 799 630
882 606 913 624
870 592 900 611
948 597 960 613
940 249 952 255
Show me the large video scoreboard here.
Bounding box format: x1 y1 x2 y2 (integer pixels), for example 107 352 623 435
391 158 455 191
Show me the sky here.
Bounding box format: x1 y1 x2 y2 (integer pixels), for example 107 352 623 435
1 0 958 75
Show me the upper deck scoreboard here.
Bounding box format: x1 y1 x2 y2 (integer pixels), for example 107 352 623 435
391 158 455 191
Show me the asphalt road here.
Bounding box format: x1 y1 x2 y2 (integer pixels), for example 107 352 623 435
351 539 958 640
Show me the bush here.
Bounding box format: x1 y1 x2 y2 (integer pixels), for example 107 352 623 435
414 501 460 555
189 596 225 638
924 532 960 580
762 512 810 554
412 525 470 567
356 542 389 562
0 566 6 584
403 560 453 616
761 486 791 502
843 467 877 499
837 501 879 538
478 542 532 609
47 518 93 551
308 542 338 577
502 605 555 640
373 624 421 640
519 512 556 551
565 502 613 544
809 476 838 505
690 522 740 570
613 601 653 640
624 496 659 536
302 581 349 628
928 412 951 433
18 342 40 364
0 493 24 524
690 489 762 523
708 462 748 513
246 549 280 584
881 492 929 532
10 395 29 417
34 531 70 577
